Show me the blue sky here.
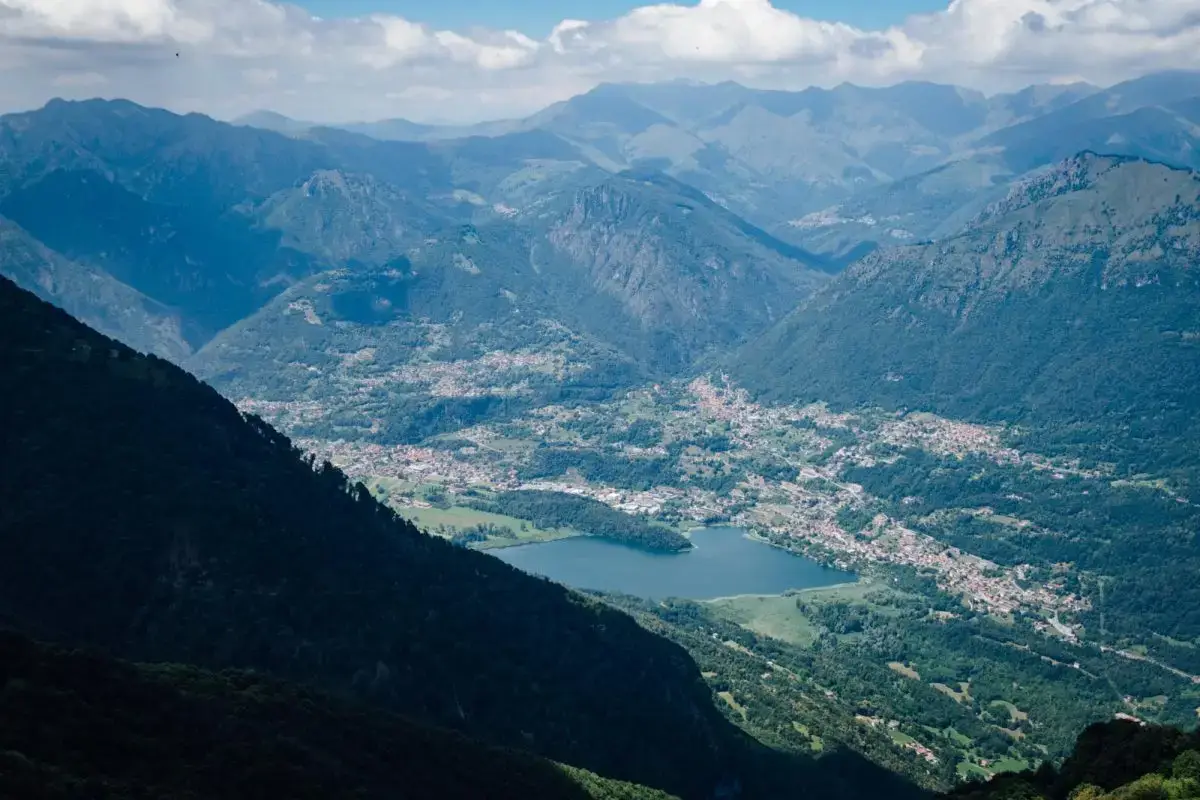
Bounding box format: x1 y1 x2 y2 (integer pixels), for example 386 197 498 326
295 0 945 36
9 0 1183 124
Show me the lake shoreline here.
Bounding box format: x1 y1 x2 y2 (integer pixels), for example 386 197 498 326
477 530 692 554
701 581 865 604
492 525 855 600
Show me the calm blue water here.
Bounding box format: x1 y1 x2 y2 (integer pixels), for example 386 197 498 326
491 526 853 600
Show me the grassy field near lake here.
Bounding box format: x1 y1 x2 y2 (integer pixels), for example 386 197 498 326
401 504 579 549
704 578 887 647
364 477 580 549
708 593 822 646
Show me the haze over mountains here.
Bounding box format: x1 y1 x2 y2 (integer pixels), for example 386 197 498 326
3 71 1197 389
4 69 1200 571
232 71 1200 254
3 65 1200 800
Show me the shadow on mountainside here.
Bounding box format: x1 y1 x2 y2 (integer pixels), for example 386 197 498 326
0 274 925 800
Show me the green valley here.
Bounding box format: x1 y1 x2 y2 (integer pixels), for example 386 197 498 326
246 373 1200 790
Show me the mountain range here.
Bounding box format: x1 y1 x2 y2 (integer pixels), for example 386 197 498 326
4 71 1200 577
4 68 1200 798
0 93 831 440
733 151 1200 487
232 70 1200 255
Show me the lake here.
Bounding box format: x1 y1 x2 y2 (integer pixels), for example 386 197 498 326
490 525 854 600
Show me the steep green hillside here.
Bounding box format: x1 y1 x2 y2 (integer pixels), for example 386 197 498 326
0 217 190 362
188 170 826 442
736 153 1200 486
187 222 647 443
946 720 1200 800
0 630 677 800
528 171 827 368
0 275 920 800
0 99 583 349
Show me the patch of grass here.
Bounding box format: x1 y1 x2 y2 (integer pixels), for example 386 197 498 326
705 594 821 647
1152 633 1197 649
792 579 877 604
990 700 1029 723
716 691 748 722
792 578 913 618
790 721 824 752
942 727 973 747
988 757 1031 774
957 762 990 781
399 504 579 548
888 662 921 680
931 682 972 705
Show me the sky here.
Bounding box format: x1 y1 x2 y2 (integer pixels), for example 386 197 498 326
1 0 1199 124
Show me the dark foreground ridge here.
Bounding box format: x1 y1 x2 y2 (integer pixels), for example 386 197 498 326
0 275 924 800
0 630 676 800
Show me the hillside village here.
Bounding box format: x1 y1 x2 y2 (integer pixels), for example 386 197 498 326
242 375 1090 622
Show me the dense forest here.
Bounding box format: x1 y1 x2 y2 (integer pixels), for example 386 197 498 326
734 168 1200 495
466 490 692 551
0 275 920 800
602 592 949 789
0 630 677 800
947 720 1200 800
603 571 1200 791
843 449 1200 661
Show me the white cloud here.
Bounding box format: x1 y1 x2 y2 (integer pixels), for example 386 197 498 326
0 0 1198 123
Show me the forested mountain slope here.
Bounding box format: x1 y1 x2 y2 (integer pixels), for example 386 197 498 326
0 630 677 800
946 720 1200 800
0 275 921 800
735 153 1200 486
0 216 191 361
187 168 825 443
0 97 825 441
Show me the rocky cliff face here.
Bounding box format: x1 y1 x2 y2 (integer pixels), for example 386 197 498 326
540 176 826 367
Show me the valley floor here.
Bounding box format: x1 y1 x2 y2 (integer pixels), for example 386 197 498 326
239 375 1200 790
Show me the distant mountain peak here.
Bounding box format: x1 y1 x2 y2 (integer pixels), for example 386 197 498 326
231 109 317 136
970 150 1124 225
300 168 367 197
970 150 1195 231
